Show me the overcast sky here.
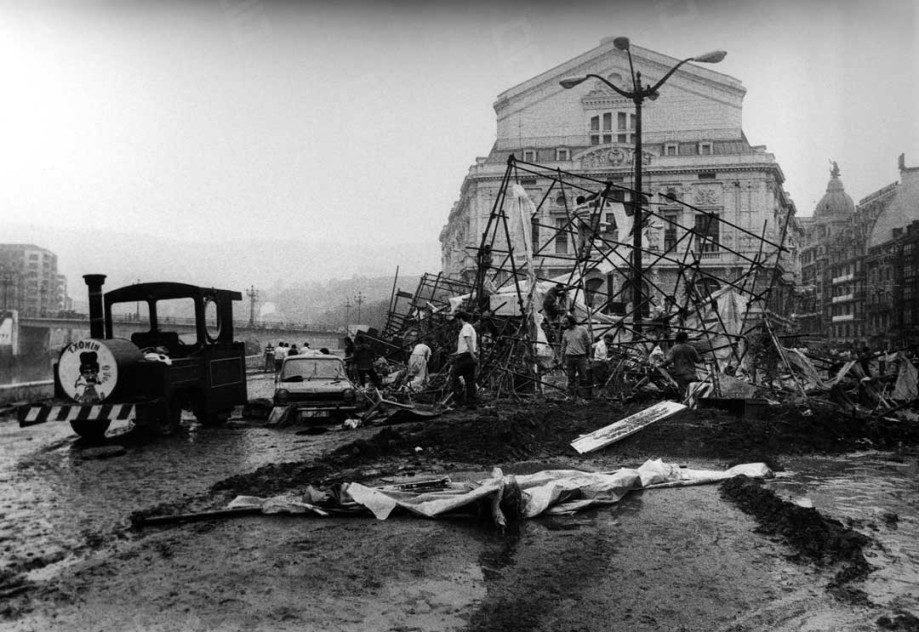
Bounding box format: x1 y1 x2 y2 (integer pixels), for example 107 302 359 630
0 0 916 287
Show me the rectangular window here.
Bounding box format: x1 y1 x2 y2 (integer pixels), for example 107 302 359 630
555 148 570 161
694 213 720 253
531 217 541 255
591 111 633 145
522 150 537 162
664 143 678 156
699 142 713 155
555 218 568 255
663 212 679 251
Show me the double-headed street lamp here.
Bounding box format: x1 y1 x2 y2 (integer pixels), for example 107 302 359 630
560 37 726 334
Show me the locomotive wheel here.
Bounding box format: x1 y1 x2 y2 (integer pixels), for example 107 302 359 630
70 419 112 442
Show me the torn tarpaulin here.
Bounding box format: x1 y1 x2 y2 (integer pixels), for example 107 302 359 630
227 460 772 525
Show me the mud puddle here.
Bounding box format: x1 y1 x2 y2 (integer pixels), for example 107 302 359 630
766 449 919 615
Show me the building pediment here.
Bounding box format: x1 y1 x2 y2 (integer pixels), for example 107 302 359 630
581 78 633 110
494 39 745 113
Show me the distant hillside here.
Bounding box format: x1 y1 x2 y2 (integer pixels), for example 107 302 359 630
1 222 441 304
265 274 422 328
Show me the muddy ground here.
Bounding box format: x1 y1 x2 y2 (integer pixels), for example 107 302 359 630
3 394 919 631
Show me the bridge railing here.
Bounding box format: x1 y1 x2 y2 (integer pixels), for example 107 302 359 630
25 312 344 334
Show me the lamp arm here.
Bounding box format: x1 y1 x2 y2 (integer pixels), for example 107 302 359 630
581 74 634 100
646 57 695 95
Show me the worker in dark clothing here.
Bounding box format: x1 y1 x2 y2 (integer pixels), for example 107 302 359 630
662 331 701 397
343 336 356 380
859 346 873 377
542 283 568 322
353 334 379 388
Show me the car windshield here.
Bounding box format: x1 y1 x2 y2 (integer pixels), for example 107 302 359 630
280 358 345 381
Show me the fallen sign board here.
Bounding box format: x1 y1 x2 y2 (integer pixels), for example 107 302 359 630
571 400 687 454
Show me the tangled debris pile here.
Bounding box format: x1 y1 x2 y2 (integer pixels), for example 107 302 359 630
335 157 919 431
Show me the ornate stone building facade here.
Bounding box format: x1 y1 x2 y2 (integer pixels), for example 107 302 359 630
440 38 800 315
865 157 919 346
800 155 919 347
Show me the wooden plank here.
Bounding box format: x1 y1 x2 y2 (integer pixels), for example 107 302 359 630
570 400 687 454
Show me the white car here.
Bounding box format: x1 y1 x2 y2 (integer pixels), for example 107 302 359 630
273 354 358 422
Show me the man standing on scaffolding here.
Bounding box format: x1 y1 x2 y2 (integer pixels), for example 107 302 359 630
560 314 592 401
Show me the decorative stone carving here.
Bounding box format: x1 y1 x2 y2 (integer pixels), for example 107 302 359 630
581 83 632 109
693 185 721 206
579 146 653 170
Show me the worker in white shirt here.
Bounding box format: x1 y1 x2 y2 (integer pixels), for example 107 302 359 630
451 310 478 410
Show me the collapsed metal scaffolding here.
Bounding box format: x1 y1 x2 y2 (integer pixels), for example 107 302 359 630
382 155 798 401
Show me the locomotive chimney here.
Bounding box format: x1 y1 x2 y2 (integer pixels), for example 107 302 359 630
83 274 106 339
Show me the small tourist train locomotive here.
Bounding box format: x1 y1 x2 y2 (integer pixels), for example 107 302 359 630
18 274 248 439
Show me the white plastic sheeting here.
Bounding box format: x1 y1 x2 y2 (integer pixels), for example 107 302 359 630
337 459 772 521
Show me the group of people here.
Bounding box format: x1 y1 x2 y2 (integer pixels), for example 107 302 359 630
264 341 330 371
338 317 477 410
560 315 701 401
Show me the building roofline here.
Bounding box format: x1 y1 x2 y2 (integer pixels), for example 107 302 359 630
494 39 745 107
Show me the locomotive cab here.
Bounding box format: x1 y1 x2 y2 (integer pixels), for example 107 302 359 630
20 274 248 440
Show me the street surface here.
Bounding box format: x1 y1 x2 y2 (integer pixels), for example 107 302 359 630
0 376 915 631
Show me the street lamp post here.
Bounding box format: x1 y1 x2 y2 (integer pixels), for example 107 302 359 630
135 278 141 321
245 285 259 326
561 37 726 334
354 292 365 324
